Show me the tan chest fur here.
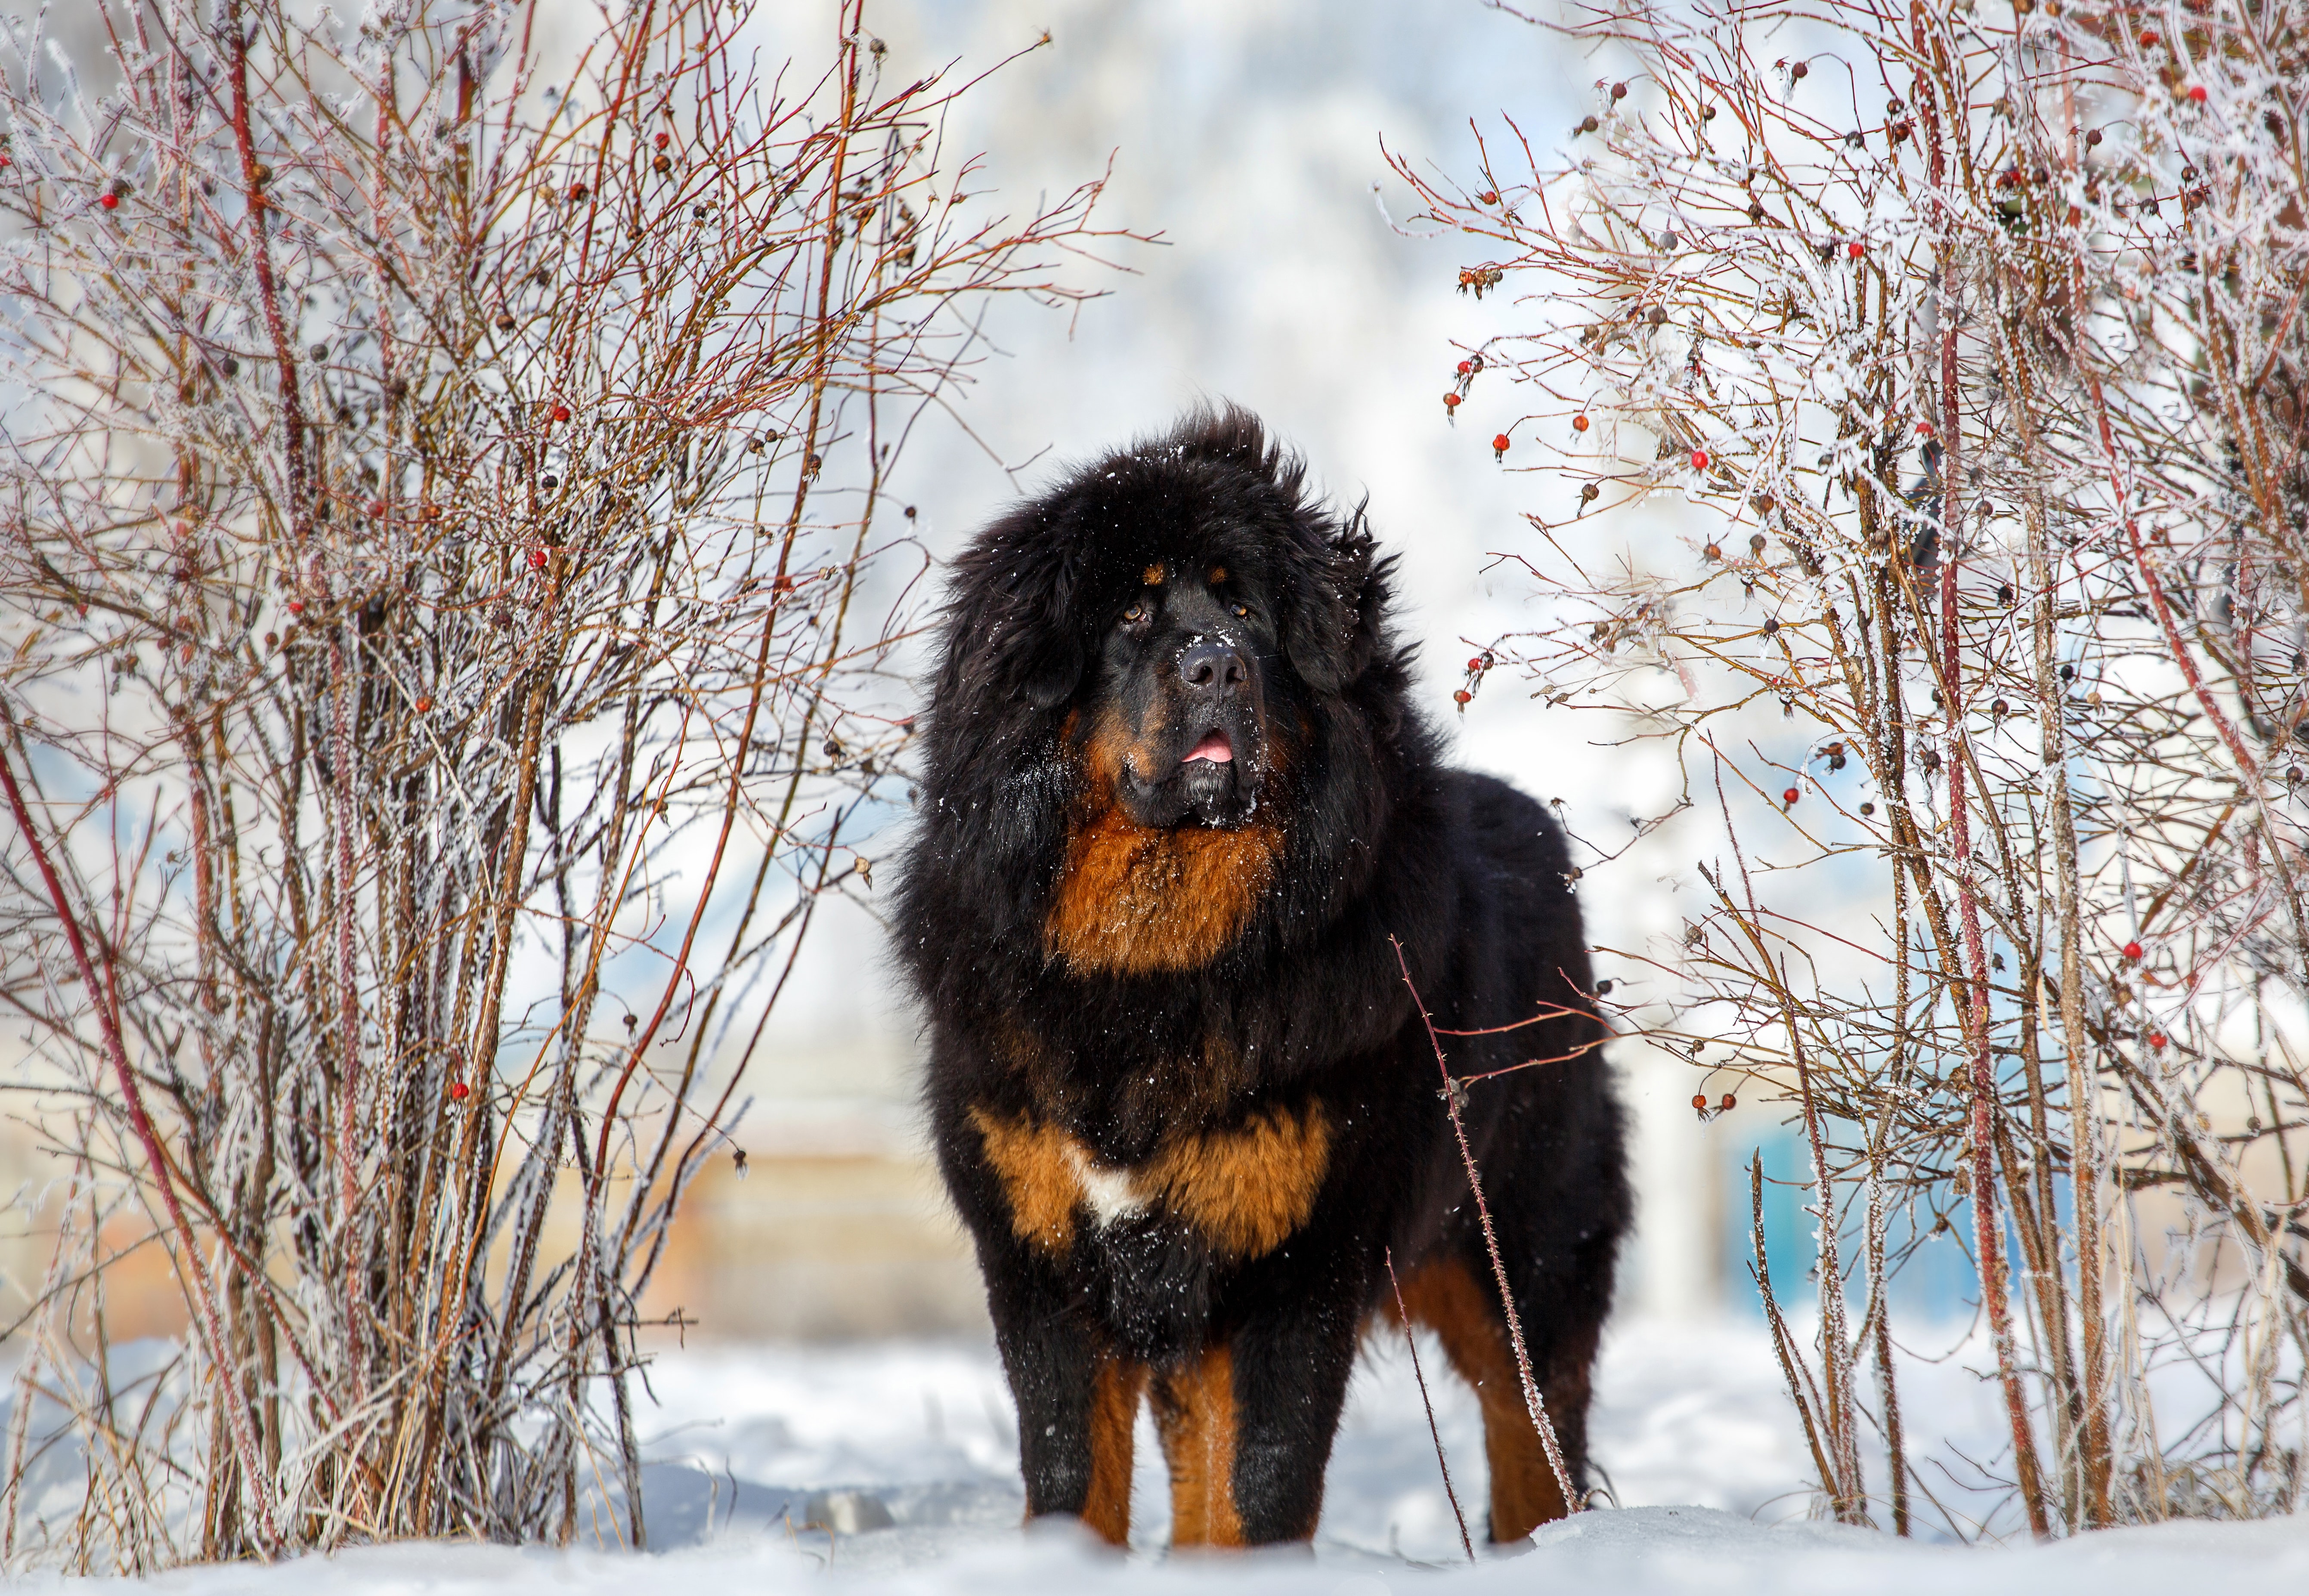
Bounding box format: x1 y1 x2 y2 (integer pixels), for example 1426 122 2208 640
968 1101 1330 1260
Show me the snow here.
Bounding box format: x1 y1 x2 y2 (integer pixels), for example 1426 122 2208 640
40 1318 2309 1593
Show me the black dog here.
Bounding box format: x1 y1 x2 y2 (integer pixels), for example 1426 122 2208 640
893 408 1627 1549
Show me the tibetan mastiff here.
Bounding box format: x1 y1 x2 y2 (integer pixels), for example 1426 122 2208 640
893 408 1627 1549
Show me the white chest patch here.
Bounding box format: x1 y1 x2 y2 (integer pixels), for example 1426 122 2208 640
1064 1144 1150 1226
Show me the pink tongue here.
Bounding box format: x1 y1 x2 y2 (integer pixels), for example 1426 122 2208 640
1185 731 1234 764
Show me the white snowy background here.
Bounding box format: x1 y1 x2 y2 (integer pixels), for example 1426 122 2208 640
10 0 2308 1589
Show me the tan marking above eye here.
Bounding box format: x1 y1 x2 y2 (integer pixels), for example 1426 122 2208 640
1142 563 1166 586
1207 566 1227 584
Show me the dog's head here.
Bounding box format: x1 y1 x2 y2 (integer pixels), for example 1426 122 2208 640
937 405 1385 832
1081 554 1281 829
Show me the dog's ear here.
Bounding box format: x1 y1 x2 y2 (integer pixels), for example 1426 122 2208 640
1017 628 1084 710
945 510 1088 714
1283 505 1380 696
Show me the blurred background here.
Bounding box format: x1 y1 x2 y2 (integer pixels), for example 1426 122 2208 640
637 0 1736 1342
0 0 1783 1345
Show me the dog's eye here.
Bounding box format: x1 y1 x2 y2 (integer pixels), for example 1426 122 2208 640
1231 603 1250 618
1121 602 1147 625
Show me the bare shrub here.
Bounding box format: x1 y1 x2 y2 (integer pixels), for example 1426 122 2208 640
0 0 1121 1568
1403 0 2308 1536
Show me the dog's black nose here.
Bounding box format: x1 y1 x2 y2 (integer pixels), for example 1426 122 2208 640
1178 638 1247 694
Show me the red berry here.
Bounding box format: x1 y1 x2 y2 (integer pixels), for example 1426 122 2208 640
1718 1092 1736 1111
567 183 588 202
1691 1094 1709 1112
1442 392 1461 408
1917 421 1935 437
529 548 549 569
1477 190 1498 205
287 600 304 614
449 1080 470 1101
99 192 118 210
1690 448 1710 470
1572 414 1590 432
1847 241 1864 259
2186 85 2207 103
2123 940 2143 960
1783 787 1800 805
551 403 572 422
367 498 387 517
414 696 433 713
1456 360 1472 374
655 132 671 150
2148 1031 2167 1050
0 155 12 169
1492 433 1512 454
2140 29 2159 48
1467 657 1485 672
1452 688 1472 704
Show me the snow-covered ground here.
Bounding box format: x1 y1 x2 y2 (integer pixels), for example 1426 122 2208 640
40 1317 2309 1593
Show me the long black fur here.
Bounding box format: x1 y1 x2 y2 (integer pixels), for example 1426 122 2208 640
893 406 1629 1545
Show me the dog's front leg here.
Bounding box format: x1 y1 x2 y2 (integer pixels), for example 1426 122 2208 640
988 1280 1145 1546
1154 1282 1361 1547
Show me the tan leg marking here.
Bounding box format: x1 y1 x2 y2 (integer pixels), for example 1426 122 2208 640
1153 1344 1242 1547
1083 1354 1148 1547
1399 1254 1575 1541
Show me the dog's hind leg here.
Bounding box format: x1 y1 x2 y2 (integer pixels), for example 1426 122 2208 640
1399 1250 1597 1542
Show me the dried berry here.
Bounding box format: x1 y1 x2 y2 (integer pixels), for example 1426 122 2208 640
1611 82 1628 101
1452 688 1472 705
1442 392 1461 409
1718 1092 1736 1112
1691 1093 1709 1112
1572 414 1591 433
